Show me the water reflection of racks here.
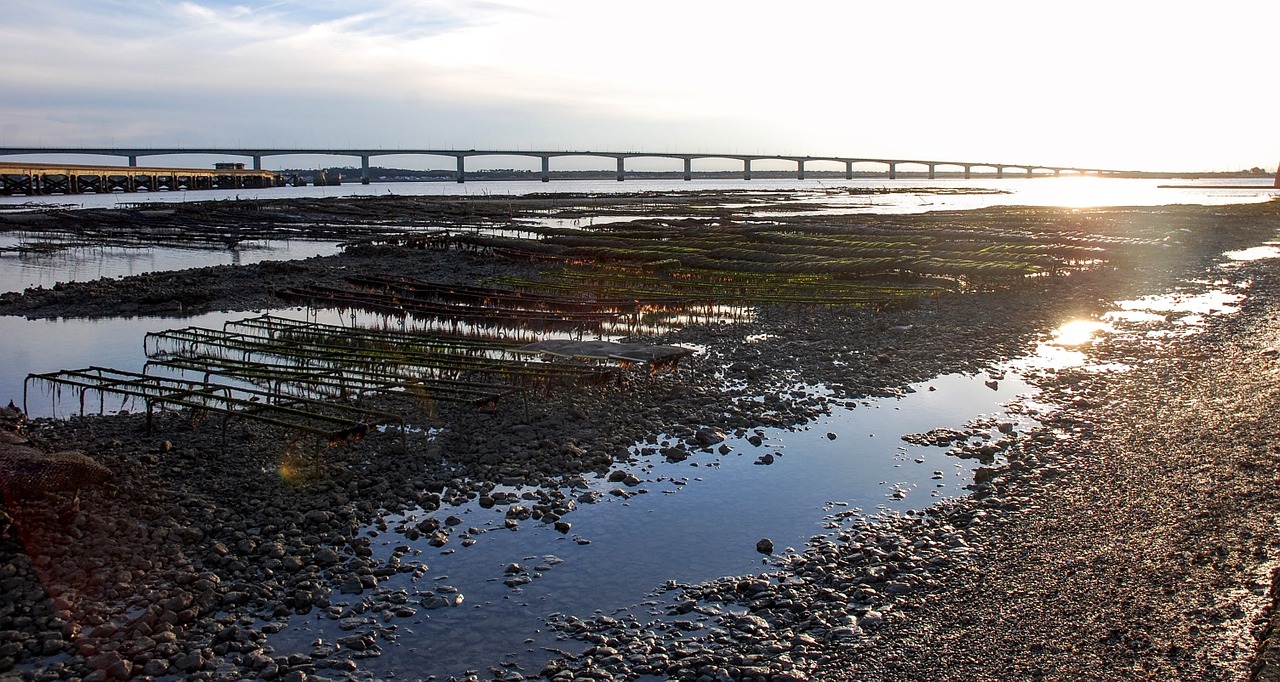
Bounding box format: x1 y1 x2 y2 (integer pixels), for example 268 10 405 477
23 309 695 447
278 275 750 338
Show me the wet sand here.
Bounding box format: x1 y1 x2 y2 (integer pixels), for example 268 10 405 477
2 195 1280 680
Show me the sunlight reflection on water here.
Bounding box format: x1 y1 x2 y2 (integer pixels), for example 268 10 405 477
1116 288 1244 318
1016 274 1252 373
1224 244 1280 261
1049 319 1113 346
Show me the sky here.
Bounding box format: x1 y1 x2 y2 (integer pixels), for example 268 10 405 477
1 0 1277 173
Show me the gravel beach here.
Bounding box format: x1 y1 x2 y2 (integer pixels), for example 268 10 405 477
2 194 1280 681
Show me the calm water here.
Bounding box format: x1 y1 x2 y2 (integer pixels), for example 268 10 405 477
0 237 339 293
2 176 1275 679
269 371 1040 679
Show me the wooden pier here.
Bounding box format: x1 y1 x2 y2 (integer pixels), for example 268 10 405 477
0 162 285 196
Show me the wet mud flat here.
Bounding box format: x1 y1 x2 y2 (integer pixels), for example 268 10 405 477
2 195 1280 680
0 188 900 318
0 191 1258 320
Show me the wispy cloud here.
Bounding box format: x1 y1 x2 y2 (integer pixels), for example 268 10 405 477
2 1 1278 170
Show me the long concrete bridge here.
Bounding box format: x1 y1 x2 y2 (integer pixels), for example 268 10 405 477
0 147 1132 184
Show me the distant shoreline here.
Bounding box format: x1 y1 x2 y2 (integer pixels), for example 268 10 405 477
1158 184 1279 190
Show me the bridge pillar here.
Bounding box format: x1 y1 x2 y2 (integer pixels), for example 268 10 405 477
797 160 805 180
456 155 465 183
928 164 936 180
616 157 625 182
845 161 853 180
996 166 1005 179
888 163 897 180
964 165 971 180
127 155 138 167
1054 169 1061 176
253 155 262 171
684 158 692 181
1274 162 1279 189
743 159 752 181
361 155 370 185
541 156 550 182
1026 167 1034 177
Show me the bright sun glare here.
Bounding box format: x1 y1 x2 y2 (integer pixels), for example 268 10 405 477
1018 177 1153 209
1051 319 1112 346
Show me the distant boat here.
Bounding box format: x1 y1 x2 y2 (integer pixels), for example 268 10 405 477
313 169 341 186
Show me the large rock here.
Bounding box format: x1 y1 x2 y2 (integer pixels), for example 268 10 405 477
339 575 364 595
173 652 204 673
314 548 341 566
89 652 131 678
303 510 331 525
141 658 171 676
694 427 726 447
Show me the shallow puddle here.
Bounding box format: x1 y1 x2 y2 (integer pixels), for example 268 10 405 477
1224 244 1280 261
1116 287 1244 319
1048 319 1113 346
0 236 340 294
1014 264 1254 374
263 371 1041 679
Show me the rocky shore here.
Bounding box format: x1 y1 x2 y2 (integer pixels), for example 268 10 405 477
541 258 1280 682
2 196 1280 680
